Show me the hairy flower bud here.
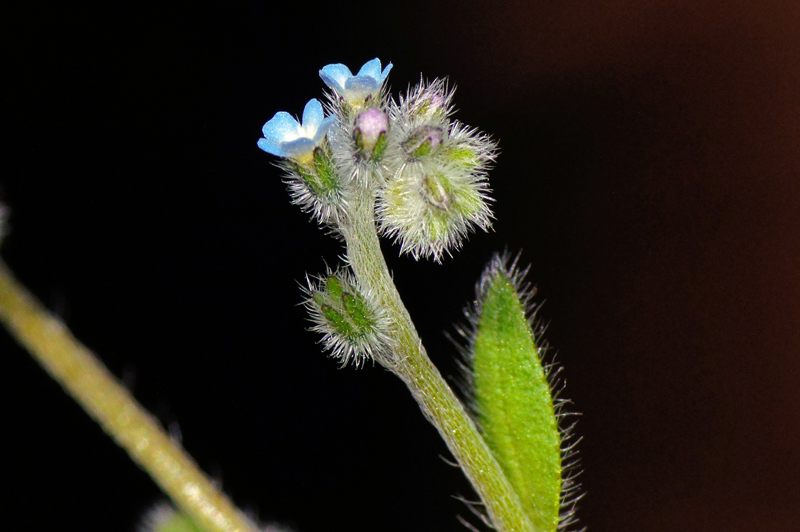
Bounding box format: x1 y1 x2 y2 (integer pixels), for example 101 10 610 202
354 108 389 160
304 269 389 366
378 164 493 262
377 78 498 261
402 125 443 159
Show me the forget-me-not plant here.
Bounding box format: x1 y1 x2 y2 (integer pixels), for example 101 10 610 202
0 57 580 532
251 58 580 532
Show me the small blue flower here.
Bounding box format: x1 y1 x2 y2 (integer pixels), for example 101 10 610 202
319 58 392 105
258 99 334 161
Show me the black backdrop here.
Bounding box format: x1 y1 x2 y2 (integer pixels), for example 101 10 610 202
3 1 800 531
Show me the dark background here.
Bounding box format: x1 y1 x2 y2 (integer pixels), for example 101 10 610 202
2 1 799 531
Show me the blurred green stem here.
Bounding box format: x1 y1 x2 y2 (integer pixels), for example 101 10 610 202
0 259 258 532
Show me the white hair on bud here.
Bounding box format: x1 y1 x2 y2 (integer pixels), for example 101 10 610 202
301 265 393 368
374 78 497 262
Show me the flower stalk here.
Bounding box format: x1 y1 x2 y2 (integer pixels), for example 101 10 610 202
340 185 536 532
258 58 553 532
0 259 257 532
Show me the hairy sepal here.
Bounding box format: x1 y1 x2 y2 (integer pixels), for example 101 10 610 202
303 267 391 368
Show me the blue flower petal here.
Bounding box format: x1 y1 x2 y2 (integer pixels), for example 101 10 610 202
357 58 383 80
281 137 317 159
262 112 302 143
344 76 380 96
312 116 335 145
257 137 287 157
301 99 324 135
379 62 393 83
319 63 352 93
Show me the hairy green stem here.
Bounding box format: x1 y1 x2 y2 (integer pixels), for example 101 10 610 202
341 189 536 532
0 260 258 532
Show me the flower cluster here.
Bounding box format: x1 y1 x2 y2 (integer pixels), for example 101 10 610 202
257 59 497 261
378 79 496 261
257 59 498 362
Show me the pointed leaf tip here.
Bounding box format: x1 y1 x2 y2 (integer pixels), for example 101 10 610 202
469 254 563 532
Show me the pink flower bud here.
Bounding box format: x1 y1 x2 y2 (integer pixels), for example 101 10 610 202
355 108 389 149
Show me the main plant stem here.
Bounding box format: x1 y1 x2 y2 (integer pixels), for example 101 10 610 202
342 189 536 532
0 260 258 532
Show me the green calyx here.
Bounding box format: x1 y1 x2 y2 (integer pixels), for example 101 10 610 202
313 146 339 194
289 147 339 198
416 100 432 116
372 130 388 160
422 173 455 210
354 129 388 162
314 275 377 341
354 128 365 157
471 259 563 532
325 276 344 298
403 126 443 159
411 93 448 120
445 146 479 167
341 93 381 119
321 304 357 337
342 292 373 329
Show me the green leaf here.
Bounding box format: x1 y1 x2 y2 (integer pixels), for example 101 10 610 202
470 255 563 532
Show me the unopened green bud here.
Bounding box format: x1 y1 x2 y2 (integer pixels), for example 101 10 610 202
402 126 443 158
378 162 493 262
414 93 446 118
305 271 388 366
